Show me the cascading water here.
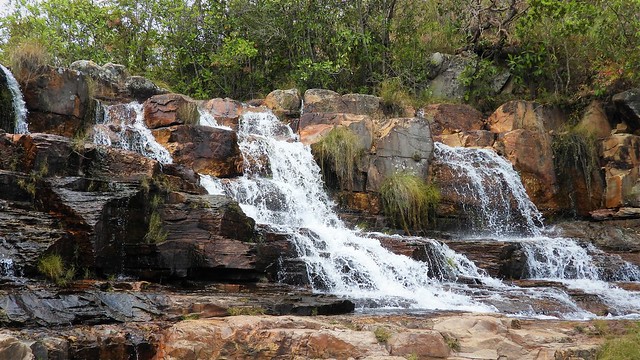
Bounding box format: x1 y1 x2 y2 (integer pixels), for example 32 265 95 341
1 64 29 134
433 142 543 236
218 111 494 311
434 142 640 316
92 102 173 164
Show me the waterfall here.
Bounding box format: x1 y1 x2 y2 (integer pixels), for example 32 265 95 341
0 255 15 278
1 64 29 134
433 142 543 236
92 102 173 164
218 111 493 311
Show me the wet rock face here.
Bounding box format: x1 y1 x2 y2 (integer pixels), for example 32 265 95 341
0 68 17 133
20 65 91 137
153 125 243 178
612 88 640 132
602 134 640 207
200 97 244 130
143 93 199 129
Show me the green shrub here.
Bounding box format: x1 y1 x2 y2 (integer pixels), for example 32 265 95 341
312 127 364 191
144 211 167 244
37 253 75 286
378 77 413 116
598 322 640 360
380 172 440 235
226 306 265 316
374 327 391 343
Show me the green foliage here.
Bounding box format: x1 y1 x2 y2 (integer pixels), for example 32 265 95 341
552 128 600 203
37 253 75 286
380 172 440 235
312 127 365 191
144 195 167 244
378 77 413 115
598 322 640 360
17 157 49 199
459 58 500 110
374 327 391 343
444 334 461 351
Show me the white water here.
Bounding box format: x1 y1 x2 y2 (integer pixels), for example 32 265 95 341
93 102 173 164
0 255 15 278
198 108 232 130
1 64 29 134
218 111 494 311
433 142 543 236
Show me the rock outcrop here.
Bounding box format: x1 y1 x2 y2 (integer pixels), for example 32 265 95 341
143 93 199 129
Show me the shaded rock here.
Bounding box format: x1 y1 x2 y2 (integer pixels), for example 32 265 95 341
0 334 32 360
125 76 167 102
612 88 640 132
423 103 485 136
552 219 640 253
487 100 565 134
298 113 374 149
590 207 640 221
19 65 91 137
0 66 17 133
342 93 382 117
263 88 301 119
143 93 199 129
367 117 433 191
153 125 243 178
426 53 474 100
576 100 612 139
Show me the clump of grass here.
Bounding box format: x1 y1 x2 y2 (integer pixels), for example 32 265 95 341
312 126 364 190
378 77 413 116
7 40 50 83
37 253 75 286
379 172 440 235
374 327 391 343
144 195 167 244
598 322 640 360
444 334 461 351
17 157 49 199
552 128 600 201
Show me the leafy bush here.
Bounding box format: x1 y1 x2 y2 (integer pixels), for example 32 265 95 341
37 253 75 286
380 172 440 235
312 127 365 191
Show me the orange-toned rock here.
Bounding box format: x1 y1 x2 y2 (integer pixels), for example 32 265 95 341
575 100 612 139
423 103 484 136
389 331 450 358
601 134 640 207
437 130 495 148
487 100 565 134
200 98 244 130
20 65 91 137
298 113 374 150
494 129 560 214
153 125 243 178
143 93 198 129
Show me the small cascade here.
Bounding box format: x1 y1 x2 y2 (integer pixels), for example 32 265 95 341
198 108 232 130
218 111 493 312
1 64 29 134
521 237 600 279
93 102 173 164
0 255 15 278
433 142 543 236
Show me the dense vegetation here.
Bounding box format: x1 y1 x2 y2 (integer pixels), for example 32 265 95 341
1 0 639 103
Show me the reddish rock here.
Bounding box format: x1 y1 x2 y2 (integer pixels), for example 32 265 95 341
298 113 374 151
487 100 565 134
602 134 640 207
200 98 244 130
423 103 485 136
436 130 495 148
389 331 450 358
153 125 243 178
19 65 91 137
494 129 560 214
143 93 198 129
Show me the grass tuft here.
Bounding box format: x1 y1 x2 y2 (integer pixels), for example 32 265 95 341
312 126 364 190
380 172 440 235
374 327 391 343
552 128 600 202
7 40 50 83
37 253 75 286
598 322 640 360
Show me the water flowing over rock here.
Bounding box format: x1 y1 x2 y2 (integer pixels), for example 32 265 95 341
0 64 28 134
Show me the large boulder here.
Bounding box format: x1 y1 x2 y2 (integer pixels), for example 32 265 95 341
303 89 345 113
19 65 92 137
367 117 433 191
494 129 560 214
423 103 485 136
153 125 243 178
263 88 301 119
143 93 199 129
298 113 374 149
575 100 612 139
